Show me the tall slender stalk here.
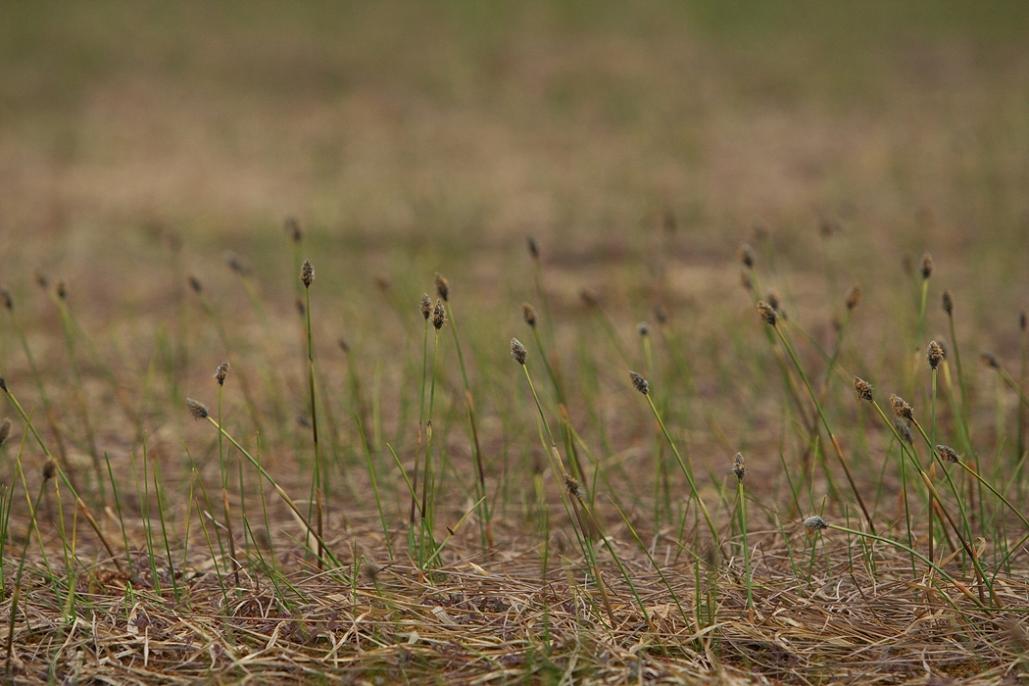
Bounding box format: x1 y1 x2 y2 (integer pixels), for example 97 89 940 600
300 260 324 568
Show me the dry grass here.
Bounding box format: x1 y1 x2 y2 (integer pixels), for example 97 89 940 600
1 2 1028 684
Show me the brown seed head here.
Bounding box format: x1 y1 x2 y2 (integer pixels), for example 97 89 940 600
579 289 598 308
301 259 314 288
889 394 913 420
56 281 67 300
285 216 302 243
942 290 953 315
225 251 250 277
766 292 780 312
804 515 827 531
629 371 649 395
981 352 1000 369
895 419 913 445
419 293 432 320
732 452 745 481
1019 311 1026 332
527 236 540 260
338 338 350 354
921 252 933 279
35 272 49 290
186 398 209 420
510 337 527 365
845 285 861 311
215 362 230 386
637 322 649 338
434 273 449 302
654 303 668 324
432 300 446 330
564 476 580 497
854 377 873 401
188 275 203 294
42 459 56 481
927 340 945 370
936 444 960 463
0 418 11 447
739 243 755 269
756 301 777 326
522 303 537 327
0 378 7 393
0 287 12 311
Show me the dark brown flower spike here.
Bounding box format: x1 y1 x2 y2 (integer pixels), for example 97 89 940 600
733 453 745 481
420 293 432 320
889 394 913 420
854 377 873 401
432 300 446 330
927 340 945 370
845 285 862 311
215 362 230 386
936 444 960 463
301 259 314 288
756 301 777 326
629 371 649 395
522 303 537 327
510 338 527 365
921 252 933 279
186 398 209 420
434 273 449 302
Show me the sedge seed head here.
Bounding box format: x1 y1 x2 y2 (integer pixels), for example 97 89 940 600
981 352 1000 369
301 259 315 288
434 273 450 301
285 216 302 243
654 303 668 325
927 340 945 369
0 418 10 447
419 293 432 320
527 236 540 260
637 321 650 338
895 419 913 445
188 275 203 294
889 394 913 420
732 452 745 481
510 337 527 365
920 252 933 279
215 362 230 386
56 281 67 300
739 243 755 269
756 301 777 326
0 287 12 311
942 290 953 315
629 371 649 395
35 272 49 290
854 377 873 401
42 459 56 481
338 338 350 354
803 515 827 531
522 303 537 327
1020 311 1027 332
432 300 446 330
579 289 599 308
936 444 959 463
225 251 250 277
186 398 209 420
0 377 7 393
845 285 862 311
564 476 580 497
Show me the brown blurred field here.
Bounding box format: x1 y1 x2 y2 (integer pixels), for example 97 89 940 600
1 2 1028 683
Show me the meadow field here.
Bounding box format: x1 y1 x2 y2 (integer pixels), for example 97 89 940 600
1 2 1028 683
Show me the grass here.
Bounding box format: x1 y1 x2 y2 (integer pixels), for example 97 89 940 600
0 1 1028 683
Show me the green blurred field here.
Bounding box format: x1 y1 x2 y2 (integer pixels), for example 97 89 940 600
1 2 1028 683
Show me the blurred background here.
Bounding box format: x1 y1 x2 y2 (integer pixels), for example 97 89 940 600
1 0 1027 334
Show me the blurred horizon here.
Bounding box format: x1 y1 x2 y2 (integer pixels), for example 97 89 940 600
1 1 1027 323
